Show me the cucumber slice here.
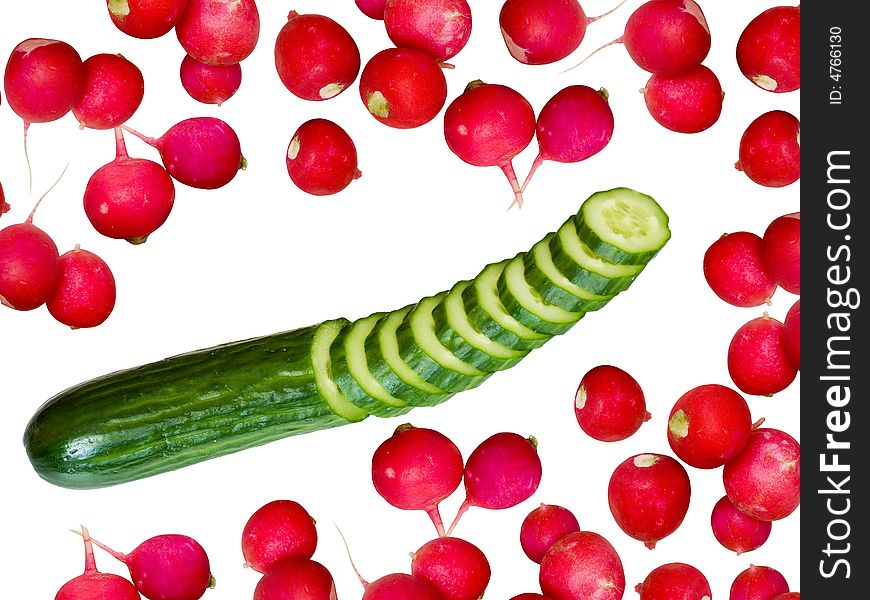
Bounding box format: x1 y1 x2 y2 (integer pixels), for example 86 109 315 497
332 312 412 418
432 280 528 373
524 234 614 313
550 220 644 296
396 293 491 393
369 306 451 407
498 253 585 336
463 261 551 352
311 320 369 422
575 187 671 265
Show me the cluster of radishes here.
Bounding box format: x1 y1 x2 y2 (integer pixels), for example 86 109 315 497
54 526 213 600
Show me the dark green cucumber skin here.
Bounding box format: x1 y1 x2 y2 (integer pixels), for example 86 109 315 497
523 238 614 314
24 326 349 490
548 231 641 296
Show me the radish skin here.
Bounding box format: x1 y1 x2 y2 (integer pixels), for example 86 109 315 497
520 504 581 564
736 111 800 188
642 64 723 133
106 0 189 39
727 314 797 396
73 53 145 130
711 495 772 555
703 231 777 308
0 222 60 311
635 563 711 600
253 558 336 600
539 531 625 600
180 55 242 105
175 0 260 66
737 6 800 92
411 537 491 600
384 0 472 62
47 247 117 329
574 364 648 442
241 500 318 574
729 565 789 600
54 527 140 600
286 119 361 196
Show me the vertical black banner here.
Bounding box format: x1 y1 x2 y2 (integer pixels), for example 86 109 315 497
803 2 866 596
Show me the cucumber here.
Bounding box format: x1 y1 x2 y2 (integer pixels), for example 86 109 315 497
24 187 671 489
574 187 671 265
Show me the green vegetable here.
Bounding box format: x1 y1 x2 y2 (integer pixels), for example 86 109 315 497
24 187 670 489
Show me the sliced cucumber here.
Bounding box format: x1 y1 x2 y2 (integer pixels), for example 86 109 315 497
550 220 644 296
332 312 412 418
524 234 614 313
396 293 491 393
498 253 585 336
310 320 369 422
432 280 528 373
575 187 671 265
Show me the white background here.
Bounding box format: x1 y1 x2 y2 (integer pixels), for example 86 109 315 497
1 1 800 598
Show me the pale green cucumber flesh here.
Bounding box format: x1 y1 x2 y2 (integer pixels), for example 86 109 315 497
312 320 369 422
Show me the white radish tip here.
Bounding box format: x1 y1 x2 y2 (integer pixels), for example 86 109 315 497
108 0 131 18
319 83 345 99
575 386 587 409
681 0 710 33
752 75 778 91
367 91 389 118
287 137 301 160
633 454 659 468
668 410 689 439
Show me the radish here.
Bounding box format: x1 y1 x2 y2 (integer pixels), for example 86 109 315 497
635 563 711 600
570 0 711 75
666 383 753 469
728 314 797 396
253 558 336 600
0 182 8 216
735 110 800 188
607 453 691 548
55 527 140 600
736 6 800 93
761 212 800 294
362 573 443 600
73 53 145 130
443 80 536 208
711 495 772 554
356 0 387 20
46 246 116 329
522 85 614 194
539 531 625 600
180 54 242 105
89 533 213 600
84 128 175 244
411 536 491 600
783 299 799 370
574 364 649 442
519 504 581 564
175 0 260 66
641 64 723 133
274 12 361 101
730 565 789 600
0 221 60 311
123 117 245 189
241 500 318 574
771 594 799 599
286 119 361 197
371 424 464 536
448 432 542 534
499 0 625 65
384 0 473 63
703 231 777 308
106 0 189 39
723 427 800 521
359 48 448 129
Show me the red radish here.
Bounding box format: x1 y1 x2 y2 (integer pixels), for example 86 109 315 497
180 54 242 105
571 0 710 75
608 453 691 548
783 299 799 370
0 221 60 311
539 531 625 600
443 80 536 208
737 6 800 93
356 0 387 20
635 562 711 600
520 504 581 564
522 85 614 194
771 594 799 599
359 48 448 129
253 558 336 600
448 432 542 534
73 53 145 130
175 0 260 66
89 533 213 600
642 64 723 133
736 110 800 188
106 0 189 39
123 117 245 189
667 383 752 469
55 527 140 600
511 595 552 600
703 231 777 308
728 314 797 396
286 119 361 196
730 565 789 600
46 246 116 329
411 537 491 600
384 0 473 63
711 495 772 554
0 182 8 216
363 573 443 600
761 212 800 294
274 12 361 101
84 128 175 244
371 424 464 536
574 364 649 442
723 428 800 521
241 500 318 574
